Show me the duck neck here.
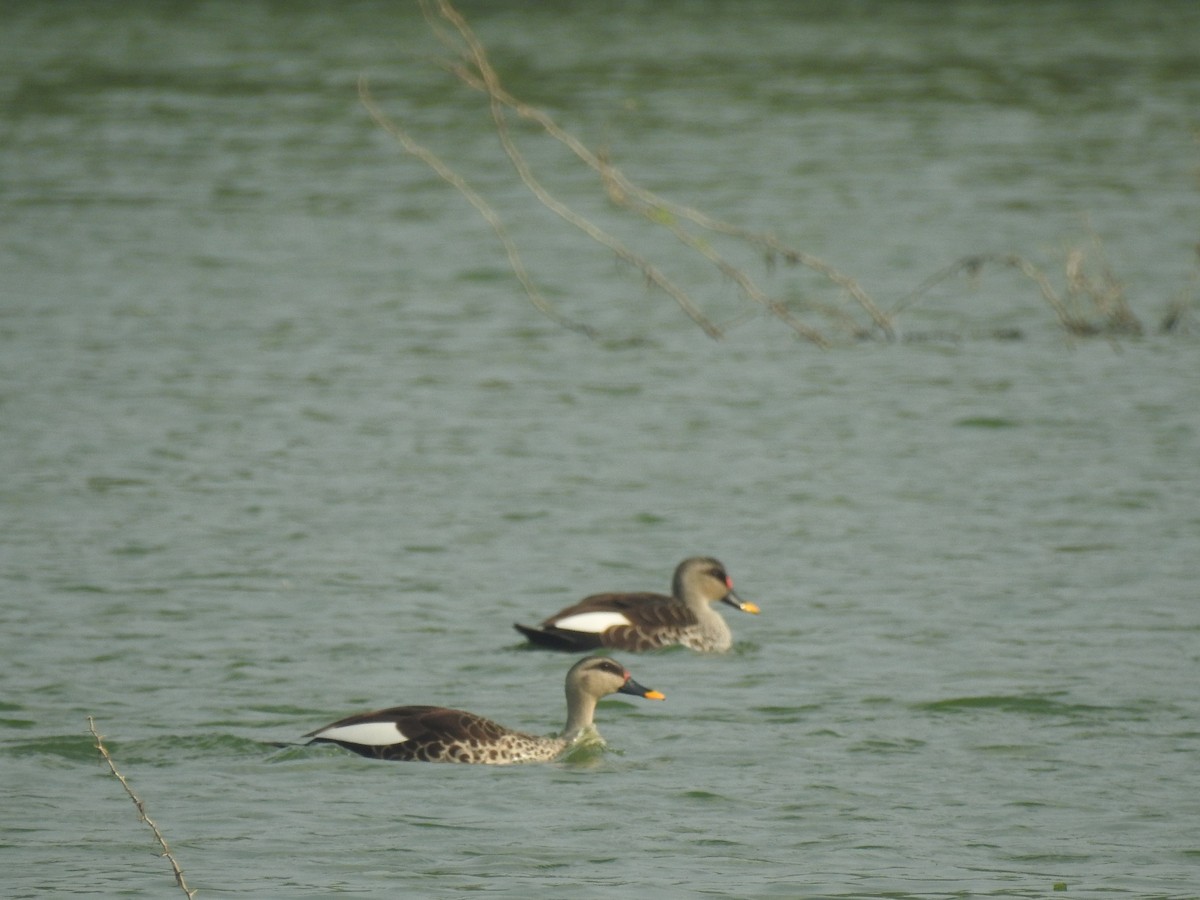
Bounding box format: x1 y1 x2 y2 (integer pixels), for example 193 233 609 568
561 683 599 741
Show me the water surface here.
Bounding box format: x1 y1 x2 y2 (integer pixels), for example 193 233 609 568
2 2 1198 898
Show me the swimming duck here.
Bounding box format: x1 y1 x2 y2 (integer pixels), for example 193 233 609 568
514 556 759 653
304 656 664 764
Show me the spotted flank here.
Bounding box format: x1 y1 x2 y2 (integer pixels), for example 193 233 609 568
514 556 759 653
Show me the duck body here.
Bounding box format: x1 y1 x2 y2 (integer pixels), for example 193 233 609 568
305 656 663 764
514 557 759 653
306 705 571 763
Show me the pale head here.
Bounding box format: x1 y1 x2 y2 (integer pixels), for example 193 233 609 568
672 556 760 614
561 655 664 739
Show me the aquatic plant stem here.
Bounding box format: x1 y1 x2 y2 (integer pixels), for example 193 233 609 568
357 76 594 337
427 0 725 338
427 0 879 343
87 716 197 899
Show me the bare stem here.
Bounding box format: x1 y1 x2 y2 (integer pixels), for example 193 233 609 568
368 1 1178 343
88 716 198 899
430 2 869 343
893 252 1098 336
429 0 726 338
357 76 595 337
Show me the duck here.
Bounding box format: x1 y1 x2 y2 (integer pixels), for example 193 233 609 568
514 556 759 653
304 656 664 764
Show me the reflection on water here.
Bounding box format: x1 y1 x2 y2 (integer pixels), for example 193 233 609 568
2 1 1198 897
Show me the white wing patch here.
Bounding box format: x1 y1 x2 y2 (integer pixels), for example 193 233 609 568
312 721 409 746
552 610 632 633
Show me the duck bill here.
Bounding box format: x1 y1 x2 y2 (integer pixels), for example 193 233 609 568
619 677 666 701
722 589 760 615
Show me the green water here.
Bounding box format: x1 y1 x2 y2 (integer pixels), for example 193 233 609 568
2 2 1198 897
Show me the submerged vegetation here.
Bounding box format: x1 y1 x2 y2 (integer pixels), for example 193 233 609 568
361 0 1197 345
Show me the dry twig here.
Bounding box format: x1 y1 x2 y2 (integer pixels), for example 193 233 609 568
425 0 875 344
425 0 727 338
367 0 1177 343
893 243 1151 339
358 76 594 337
88 716 197 899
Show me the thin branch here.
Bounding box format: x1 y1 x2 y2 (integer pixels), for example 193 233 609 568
892 253 1091 332
429 0 725 339
599 168 889 340
358 76 595 337
392 1 1176 343
648 209 831 345
88 716 197 899
431 8 868 343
